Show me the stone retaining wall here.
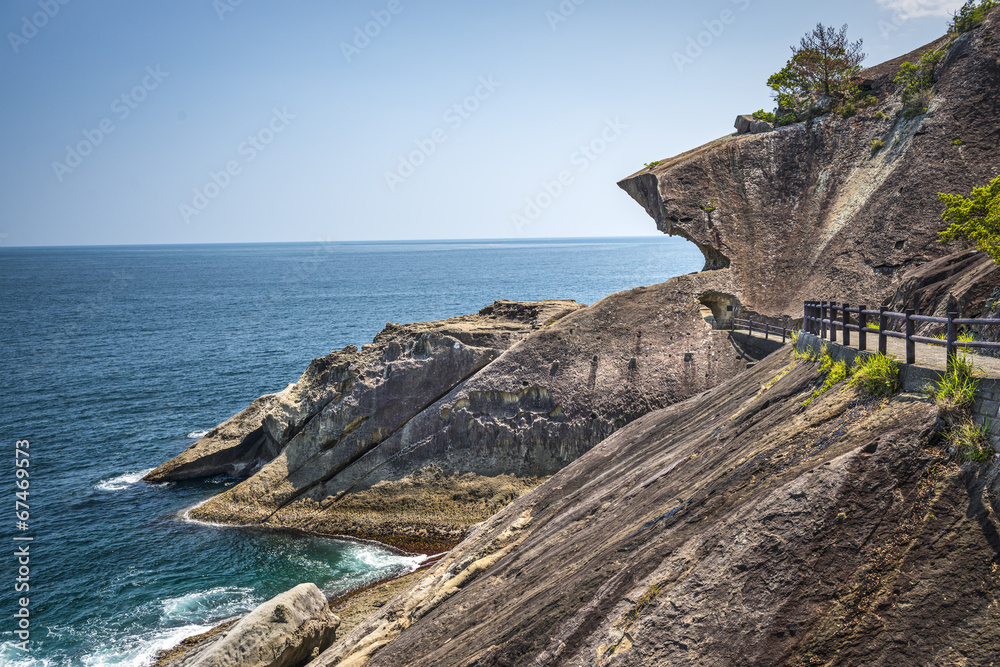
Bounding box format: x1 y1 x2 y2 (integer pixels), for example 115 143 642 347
796 332 1000 451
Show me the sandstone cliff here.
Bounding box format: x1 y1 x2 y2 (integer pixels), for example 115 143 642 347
618 16 1000 320
315 346 1000 666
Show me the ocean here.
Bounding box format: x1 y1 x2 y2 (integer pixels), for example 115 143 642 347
0 237 702 665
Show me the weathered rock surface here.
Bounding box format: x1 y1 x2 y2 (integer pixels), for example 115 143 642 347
158 583 339 667
316 347 1000 666
887 247 999 336
146 388 291 483
174 279 756 550
620 15 1000 318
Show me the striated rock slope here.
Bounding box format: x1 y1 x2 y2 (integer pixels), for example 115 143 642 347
316 346 1000 666
619 11 1000 319
153 290 754 550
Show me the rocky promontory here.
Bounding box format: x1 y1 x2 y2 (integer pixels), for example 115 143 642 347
152 290 758 550
618 22 1000 320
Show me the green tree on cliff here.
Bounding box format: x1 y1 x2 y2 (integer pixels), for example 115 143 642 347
939 173 1000 264
767 24 867 121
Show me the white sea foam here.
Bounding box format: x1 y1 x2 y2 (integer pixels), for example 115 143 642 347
95 469 154 492
78 622 220 667
356 544 428 572
161 586 257 624
186 430 210 439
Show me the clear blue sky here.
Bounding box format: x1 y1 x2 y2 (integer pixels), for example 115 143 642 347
0 0 962 246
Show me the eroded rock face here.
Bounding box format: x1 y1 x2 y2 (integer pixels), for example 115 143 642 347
158 583 338 667
317 348 1000 666
620 17 1000 318
145 389 291 483
181 279 754 550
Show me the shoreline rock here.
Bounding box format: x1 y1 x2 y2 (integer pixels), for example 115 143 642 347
155 583 339 667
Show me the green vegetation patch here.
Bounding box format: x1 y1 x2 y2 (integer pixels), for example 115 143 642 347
848 352 901 400
803 345 850 405
765 23 867 125
950 0 998 33
948 419 992 462
895 48 945 118
939 172 1000 264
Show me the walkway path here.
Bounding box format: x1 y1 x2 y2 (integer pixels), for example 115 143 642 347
737 328 1000 378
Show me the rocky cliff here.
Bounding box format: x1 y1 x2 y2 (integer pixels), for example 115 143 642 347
316 346 1000 666
151 290 757 551
618 16 1000 320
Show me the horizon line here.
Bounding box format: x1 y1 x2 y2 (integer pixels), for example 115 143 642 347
0 234 675 250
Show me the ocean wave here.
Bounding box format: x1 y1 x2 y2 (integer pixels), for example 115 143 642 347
95 469 154 492
160 586 257 624
186 429 210 439
355 544 429 572
81 622 218 667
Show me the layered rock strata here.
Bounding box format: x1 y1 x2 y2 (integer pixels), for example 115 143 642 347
317 347 1000 666
152 291 752 550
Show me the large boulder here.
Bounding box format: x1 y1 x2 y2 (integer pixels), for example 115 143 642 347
158 583 339 667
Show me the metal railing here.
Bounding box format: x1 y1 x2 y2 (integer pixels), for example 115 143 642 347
803 300 1000 366
730 316 794 343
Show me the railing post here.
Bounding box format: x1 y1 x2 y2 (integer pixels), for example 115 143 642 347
764 318 769 341
803 301 809 335
731 314 735 332
905 308 915 365
842 303 851 347
858 305 868 351
878 306 887 355
748 316 753 337
830 303 838 343
820 301 827 339
946 311 957 371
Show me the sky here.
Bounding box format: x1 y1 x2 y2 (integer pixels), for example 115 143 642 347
0 0 966 246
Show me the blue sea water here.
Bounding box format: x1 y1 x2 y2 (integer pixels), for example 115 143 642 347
0 237 702 665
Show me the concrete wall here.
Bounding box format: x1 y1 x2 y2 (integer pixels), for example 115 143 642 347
796 332 1000 452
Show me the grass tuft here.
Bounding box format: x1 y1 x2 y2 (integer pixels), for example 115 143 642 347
948 420 992 463
848 352 900 399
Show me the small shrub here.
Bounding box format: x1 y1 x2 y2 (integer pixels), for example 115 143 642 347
849 352 900 399
871 139 885 155
875 110 886 120
953 138 965 146
752 109 776 123
644 161 661 169
701 201 717 214
896 49 945 117
866 321 880 330
949 419 992 462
